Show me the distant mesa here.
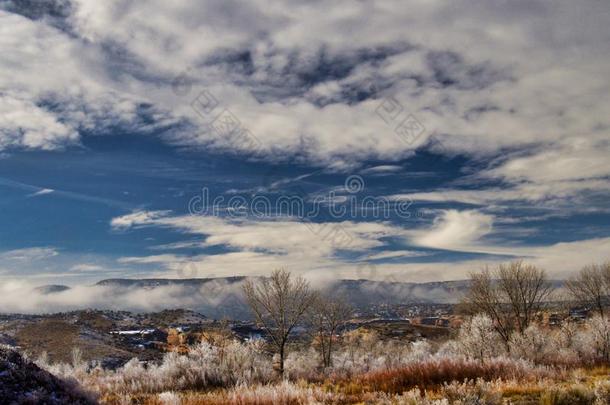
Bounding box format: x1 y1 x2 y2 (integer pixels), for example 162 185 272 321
94 276 247 288
35 277 475 305
34 285 71 294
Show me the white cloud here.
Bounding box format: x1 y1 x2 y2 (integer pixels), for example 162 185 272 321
410 210 494 252
364 250 430 260
487 140 610 183
112 211 403 258
70 263 105 272
359 165 403 175
0 10 172 152
390 179 610 210
0 247 59 261
110 210 172 230
0 93 78 150
111 210 419 278
28 188 55 197
388 138 610 212
0 1 608 172
118 254 183 265
110 209 610 281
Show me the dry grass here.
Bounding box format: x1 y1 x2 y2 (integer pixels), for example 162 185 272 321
91 370 610 405
16 319 80 362
16 317 135 364
332 357 552 395
100 381 333 405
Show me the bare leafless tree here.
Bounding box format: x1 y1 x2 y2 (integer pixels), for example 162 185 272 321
242 268 317 375
565 262 610 318
306 294 352 368
464 261 553 347
465 269 512 346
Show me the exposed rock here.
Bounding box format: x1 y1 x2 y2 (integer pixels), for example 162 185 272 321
0 333 17 346
0 346 97 405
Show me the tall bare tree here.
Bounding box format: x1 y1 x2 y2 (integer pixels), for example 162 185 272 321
565 262 610 318
464 261 553 347
242 268 317 375
306 294 352 368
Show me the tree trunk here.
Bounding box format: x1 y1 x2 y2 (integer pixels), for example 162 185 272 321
326 336 333 368
279 344 285 376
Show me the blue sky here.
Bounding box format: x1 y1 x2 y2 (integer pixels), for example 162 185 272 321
0 0 609 287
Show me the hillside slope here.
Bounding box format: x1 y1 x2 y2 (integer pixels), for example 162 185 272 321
0 346 96 404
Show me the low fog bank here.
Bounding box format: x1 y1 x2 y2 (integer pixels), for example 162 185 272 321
0 278 469 319
0 279 250 319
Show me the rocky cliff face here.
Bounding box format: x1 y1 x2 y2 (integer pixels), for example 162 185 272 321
0 346 96 404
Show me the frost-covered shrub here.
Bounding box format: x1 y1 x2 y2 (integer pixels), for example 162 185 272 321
436 339 462 359
509 324 553 364
218 340 273 385
225 380 335 404
577 315 610 363
408 340 432 362
505 322 599 366
391 389 450 405
158 391 181 405
440 380 502 405
330 333 427 375
453 314 506 360
547 322 581 365
36 314 610 402
50 340 273 395
285 347 320 380
593 380 610 405
335 330 385 373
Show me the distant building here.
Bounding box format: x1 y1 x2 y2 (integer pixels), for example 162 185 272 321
110 329 150 336
569 307 589 322
110 328 168 349
231 323 267 342
419 317 439 326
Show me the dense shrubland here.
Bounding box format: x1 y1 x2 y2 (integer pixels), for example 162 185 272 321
32 314 610 404
447 314 610 366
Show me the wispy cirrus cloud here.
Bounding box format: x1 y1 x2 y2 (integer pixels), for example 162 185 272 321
28 188 54 197
0 247 59 261
69 263 105 272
